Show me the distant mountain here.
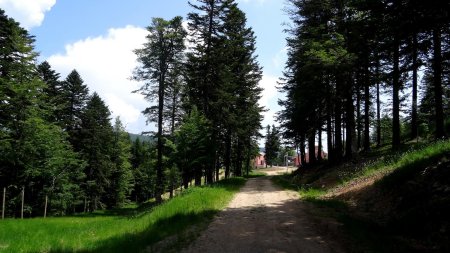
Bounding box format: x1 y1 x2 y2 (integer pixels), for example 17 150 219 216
128 133 154 143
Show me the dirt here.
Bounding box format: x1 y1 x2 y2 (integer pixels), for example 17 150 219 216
180 167 344 253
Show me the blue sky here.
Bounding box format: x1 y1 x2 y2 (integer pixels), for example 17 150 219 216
0 0 288 136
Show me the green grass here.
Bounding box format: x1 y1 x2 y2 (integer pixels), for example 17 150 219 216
342 140 450 187
0 177 246 253
274 140 450 253
299 188 326 200
244 169 267 178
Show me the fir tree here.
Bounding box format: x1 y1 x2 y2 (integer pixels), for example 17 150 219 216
133 16 186 203
60 70 89 151
108 117 133 207
79 92 113 211
264 125 280 167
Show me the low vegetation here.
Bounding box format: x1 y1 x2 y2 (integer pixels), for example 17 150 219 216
0 178 246 253
274 140 450 252
244 169 267 178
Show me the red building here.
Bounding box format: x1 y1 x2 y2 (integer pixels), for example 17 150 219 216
254 152 266 167
293 147 327 166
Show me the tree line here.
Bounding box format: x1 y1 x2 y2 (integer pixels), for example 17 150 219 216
278 0 449 165
0 0 264 215
133 0 263 203
0 7 164 216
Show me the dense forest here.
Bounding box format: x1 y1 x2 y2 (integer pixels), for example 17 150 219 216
0 0 449 252
278 0 449 164
1 0 449 219
0 0 263 217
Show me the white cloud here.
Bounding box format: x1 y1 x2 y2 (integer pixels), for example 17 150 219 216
0 0 56 29
259 74 278 110
272 47 288 70
258 74 282 127
47 25 151 134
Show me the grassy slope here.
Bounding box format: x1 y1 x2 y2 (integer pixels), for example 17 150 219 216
273 140 450 253
0 178 246 253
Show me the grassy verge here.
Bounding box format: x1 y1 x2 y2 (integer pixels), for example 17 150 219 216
244 169 267 178
273 140 450 253
273 176 411 252
0 177 246 253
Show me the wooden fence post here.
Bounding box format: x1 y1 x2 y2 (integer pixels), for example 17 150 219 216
2 187 5 219
44 195 48 218
21 187 24 219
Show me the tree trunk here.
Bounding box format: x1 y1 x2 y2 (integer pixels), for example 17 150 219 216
376 58 381 147
205 131 216 184
317 128 323 161
245 146 251 176
170 91 177 136
235 139 243 176
327 97 334 162
224 131 231 179
356 79 361 151
183 172 190 189
392 34 401 150
335 75 343 162
345 77 356 159
433 28 445 139
21 187 24 219
195 168 202 186
215 154 220 182
2 187 5 219
156 73 165 203
300 134 306 165
411 33 419 139
364 61 371 151
308 129 316 164
44 195 48 218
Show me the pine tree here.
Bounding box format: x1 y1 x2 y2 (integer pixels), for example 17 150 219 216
108 117 133 207
0 9 84 216
133 16 186 203
186 0 230 183
60 70 89 151
130 138 156 203
37 61 64 124
220 2 263 177
174 107 212 188
264 125 280 167
79 92 113 211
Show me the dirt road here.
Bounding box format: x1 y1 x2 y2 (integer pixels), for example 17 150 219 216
180 167 343 253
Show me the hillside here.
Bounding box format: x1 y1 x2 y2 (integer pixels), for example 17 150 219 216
128 133 154 143
275 141 450 253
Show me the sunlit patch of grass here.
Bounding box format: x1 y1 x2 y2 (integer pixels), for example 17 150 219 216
299 188 326 200
244 169 267 178
342 140 450 187
0 177 246 253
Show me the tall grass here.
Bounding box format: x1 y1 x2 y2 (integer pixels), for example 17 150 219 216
345 140 450 185
0 178 246 253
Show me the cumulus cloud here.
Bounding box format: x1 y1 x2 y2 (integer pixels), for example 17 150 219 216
47 25 150 134
259 74 278 110
258 74 281 126
0 0 56 29
272 47 288 70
